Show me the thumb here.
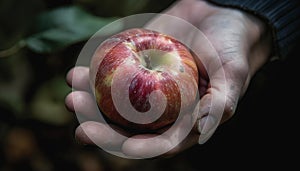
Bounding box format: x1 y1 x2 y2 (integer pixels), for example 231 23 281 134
195 54 249 144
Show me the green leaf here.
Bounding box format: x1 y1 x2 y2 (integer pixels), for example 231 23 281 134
123 0 149 15
25 6 121 53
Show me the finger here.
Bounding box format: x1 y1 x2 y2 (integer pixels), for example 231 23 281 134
197 82 226 144
65 91 101 122
122 107 198 159
121 134 172 159
191 40 227 144
75 121 128 151
197 61 248 144
188 28 249 144
66 66 90 91
164 132 199 158
122 132 198 159
164 101 200 157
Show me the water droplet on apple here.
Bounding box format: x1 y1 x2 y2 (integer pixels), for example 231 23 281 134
179 65 184 72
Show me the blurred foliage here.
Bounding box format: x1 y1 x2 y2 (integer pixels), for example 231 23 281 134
0 0 180 171
0 0 175 122
0 0 44 49
0 0 175 56
29 76 72 125
2 0 297 170
75 0 175 17
25 6 120 53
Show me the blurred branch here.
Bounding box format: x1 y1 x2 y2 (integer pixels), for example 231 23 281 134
0 41 26 58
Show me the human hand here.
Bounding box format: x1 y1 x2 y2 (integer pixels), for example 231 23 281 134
65 0 272 158
145 0 272 143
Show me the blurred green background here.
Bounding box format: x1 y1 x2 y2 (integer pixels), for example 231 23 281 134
0 0 299 170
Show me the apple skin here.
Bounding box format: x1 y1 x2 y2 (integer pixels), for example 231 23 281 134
90 28 199 132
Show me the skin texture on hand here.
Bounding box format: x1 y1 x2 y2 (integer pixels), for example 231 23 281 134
65 0 272 158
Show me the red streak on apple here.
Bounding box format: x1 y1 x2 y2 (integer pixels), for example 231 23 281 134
90 28 199 132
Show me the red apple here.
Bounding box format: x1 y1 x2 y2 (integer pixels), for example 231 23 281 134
90 28 199 132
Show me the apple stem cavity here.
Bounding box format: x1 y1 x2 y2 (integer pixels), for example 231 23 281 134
143 54 153 70
139 49 182 73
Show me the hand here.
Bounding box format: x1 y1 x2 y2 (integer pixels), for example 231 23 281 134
65 0 272 158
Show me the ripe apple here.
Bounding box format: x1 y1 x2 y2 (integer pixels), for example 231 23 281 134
90 28 199 133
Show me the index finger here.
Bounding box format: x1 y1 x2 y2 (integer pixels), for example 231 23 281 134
66 66 91 92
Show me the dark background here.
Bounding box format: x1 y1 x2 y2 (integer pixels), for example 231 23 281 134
1 0 299 170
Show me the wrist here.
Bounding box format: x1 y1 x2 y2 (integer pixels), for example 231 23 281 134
164 0 218 25
166 0 272 76
204 1 273 75
209 3 272 74
242 11 273 75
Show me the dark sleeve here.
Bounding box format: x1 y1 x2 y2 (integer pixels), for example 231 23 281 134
206 0 300 60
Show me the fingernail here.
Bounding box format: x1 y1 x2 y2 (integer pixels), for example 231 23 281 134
199 105 210 117
197 116 205 134
192 103 210 125
198 117 213 144
198 130 214 144
198 114 217 134
197 106 210 132
198 115 216 134
197 115 218 144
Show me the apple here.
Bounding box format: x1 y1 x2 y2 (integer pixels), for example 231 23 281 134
90 28 199 133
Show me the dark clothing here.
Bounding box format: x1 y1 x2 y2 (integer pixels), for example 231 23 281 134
207 0 300 59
